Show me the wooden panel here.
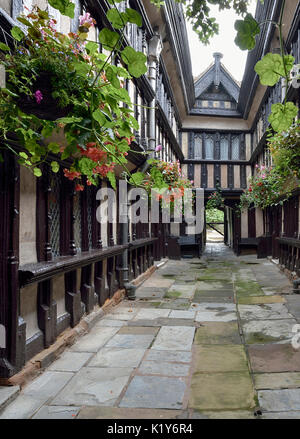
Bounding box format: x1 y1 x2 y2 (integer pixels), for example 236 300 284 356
248 208 256 238
234 165 240 189
228 164 234 189
201 164 207 188
214 163 221 187
221 165 227 189
207 164 214 188
194 164 201 187
241 210 249 238
255 208 264 237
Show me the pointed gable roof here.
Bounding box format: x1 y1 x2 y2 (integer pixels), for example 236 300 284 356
190 53 241 117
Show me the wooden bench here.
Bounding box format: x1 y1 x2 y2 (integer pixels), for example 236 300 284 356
236 238 258 256
178 235 202 258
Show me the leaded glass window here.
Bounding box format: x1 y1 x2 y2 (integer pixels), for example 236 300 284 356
194 135 202 159
49 172 61 259
220 136 229 160
231 136 240 160
74 192 82 253
205 135 214 159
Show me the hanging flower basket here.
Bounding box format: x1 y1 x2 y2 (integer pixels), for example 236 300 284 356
16 72 72 121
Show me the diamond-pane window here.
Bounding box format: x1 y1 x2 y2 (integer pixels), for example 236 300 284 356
194 135 202 159
74 192 82 253
87 186 93 250
205 135 214 159
220 136 229 160
232 136 240 160
49 172 61 259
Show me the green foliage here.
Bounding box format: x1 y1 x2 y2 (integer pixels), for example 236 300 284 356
206 184 224 210
268 102 298 133
254 53 294 86
206 208 224 223
0 5 147 189
234 13 260 50
48 0 75 18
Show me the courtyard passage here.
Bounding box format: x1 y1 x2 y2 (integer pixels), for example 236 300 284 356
1 243 300 419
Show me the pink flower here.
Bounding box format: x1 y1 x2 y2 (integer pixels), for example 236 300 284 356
34 90 43 104
79 12 94 27
261 174 266 179
155 144 162 152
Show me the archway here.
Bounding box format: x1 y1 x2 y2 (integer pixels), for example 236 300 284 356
206 207 224 243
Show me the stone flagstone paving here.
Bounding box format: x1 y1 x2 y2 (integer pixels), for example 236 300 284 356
1 242 300 419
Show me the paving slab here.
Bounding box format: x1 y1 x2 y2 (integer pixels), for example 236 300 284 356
69 327 119 352
117 326 159 335
254 372 300 390
23 371 74 399
242 319 297 344
119 375 186 409
189 372 256 411
166 284 196 299
151 326 195 351
189 410 255 419
143 278 174 288
133 308 171 320
196 281 233 291
286 295 300 320
238 303 292 321
48 352 93 372
261 411 300 419
32 405 80 419
194 345 249 373
0 394 46 419
195 310 237 323
192 303 236 313
193 291 234 303
135 288 166 299
0 386 20 411
237 296 286 305
138 360 190 377
109 309 139 321
169 310 196 319
145 349 192 363
51 367 133 406
105 334 155 349
194 322 241 345
258 389 300 412
159 299 191 310
88 347 146 368
248 344 300 373
77 406 181 419
95 319 128 327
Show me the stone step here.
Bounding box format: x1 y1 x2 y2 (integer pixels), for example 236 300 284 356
0 386 20 413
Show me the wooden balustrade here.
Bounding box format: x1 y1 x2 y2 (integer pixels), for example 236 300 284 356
277 237 300 276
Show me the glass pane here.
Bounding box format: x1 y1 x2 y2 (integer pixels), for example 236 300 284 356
49 173 61 259
74 192 82 253
194 136 202 159
220 136 229 160
232 136 240 160
205 136 214 159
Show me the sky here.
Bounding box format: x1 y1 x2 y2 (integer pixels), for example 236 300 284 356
185 0 258 82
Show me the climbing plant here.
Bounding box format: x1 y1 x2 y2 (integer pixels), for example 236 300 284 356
0 1 147 189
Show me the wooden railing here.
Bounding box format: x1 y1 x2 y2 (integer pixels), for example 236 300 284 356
277 237 300 276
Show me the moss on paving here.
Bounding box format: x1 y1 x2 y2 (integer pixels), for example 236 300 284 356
245 332 281 344
235 280 263 297
164 291 182 299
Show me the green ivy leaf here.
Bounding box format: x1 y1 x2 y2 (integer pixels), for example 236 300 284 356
268 102 298 132
107 171 116 190
47 142 60 154
85 41 99 55
17 17 33 27
51 161 60 173
19 152 28 159
48 0 75 18
99 29 120 51
106 66 120 89
72 61 90 76
234 14 260 51
0 42 10 51
106 8 128 29
255 53 295 86
56 116 83 124
92 108 107 126
11 26 25 42
121 47 147 78
125 8 142 27
129 172 145 186
33 167 42 177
